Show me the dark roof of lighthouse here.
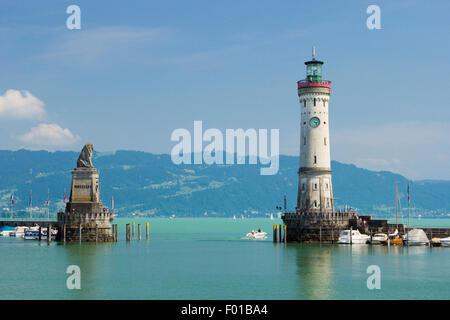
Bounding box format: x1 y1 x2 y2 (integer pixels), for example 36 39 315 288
304 60 324 65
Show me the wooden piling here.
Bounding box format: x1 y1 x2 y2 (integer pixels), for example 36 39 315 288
278 224 282 243
95 224 98 242
132 222 135 239
38 226 42 241
146 222 149 240
63 224 66 243
138 224 141 240
126 224 130 241
319 225 322 243
283 225 287 243
79 224 82 243
47 224 51 243
115 224 118 242
331 228 334 244
273 225 277 243
350 226 353 245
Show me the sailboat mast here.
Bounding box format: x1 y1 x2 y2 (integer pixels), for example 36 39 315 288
395 183 398 230
30 190 33 219
407 181 410 230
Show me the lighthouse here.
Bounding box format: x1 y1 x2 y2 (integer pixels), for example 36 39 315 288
296 46 334 214
282 48 407 242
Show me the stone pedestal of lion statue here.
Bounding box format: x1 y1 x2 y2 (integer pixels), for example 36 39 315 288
56 143 114 242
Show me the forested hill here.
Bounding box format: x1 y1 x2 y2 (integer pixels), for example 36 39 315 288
0 150 449 218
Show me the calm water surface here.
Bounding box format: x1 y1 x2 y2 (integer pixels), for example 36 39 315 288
0 218 449 299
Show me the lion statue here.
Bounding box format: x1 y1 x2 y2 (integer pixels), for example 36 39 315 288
77 143 94 168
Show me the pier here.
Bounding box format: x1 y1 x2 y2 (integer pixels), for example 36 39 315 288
281 212 450 243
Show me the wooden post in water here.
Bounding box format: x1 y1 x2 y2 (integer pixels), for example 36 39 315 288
146 222 149 240
38 226 42 241
47 224 51 243
319 225 322 243
283 225 287 243
138 224 141 240
115 224 118 242
331 228 334 244
63 224 66 243
273 225 277 242
132 222 135 239
79 224 82 243
112 224 115 242
350 226 353 245
126 224 130 242
278 224 282 243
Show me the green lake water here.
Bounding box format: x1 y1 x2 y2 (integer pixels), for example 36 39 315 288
0 217 449 300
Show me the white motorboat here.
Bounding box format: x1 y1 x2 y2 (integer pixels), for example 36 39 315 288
14 226 28 238
1 230 14 237
246 230 267 240
404 228 429 246
338 230 370 244
440 237 450 247
371 233 388 244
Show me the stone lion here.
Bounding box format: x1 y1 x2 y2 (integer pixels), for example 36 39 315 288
77 143 94 168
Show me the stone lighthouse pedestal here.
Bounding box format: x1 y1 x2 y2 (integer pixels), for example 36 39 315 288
56 144 114 242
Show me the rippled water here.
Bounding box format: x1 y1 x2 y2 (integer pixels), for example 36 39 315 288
0 217 449 299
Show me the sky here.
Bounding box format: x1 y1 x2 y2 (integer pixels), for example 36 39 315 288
0 0 449 180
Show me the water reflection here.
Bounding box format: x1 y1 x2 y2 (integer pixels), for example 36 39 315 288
59 242 114 299
290 244 335 299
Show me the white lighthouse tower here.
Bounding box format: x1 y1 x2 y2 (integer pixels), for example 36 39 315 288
296 46 334 214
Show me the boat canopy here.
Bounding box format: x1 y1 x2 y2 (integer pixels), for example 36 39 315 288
406 229 429 243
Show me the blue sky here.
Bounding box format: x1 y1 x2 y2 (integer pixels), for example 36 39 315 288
0 0 449 180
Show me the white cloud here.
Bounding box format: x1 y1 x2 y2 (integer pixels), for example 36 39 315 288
17 123 80 146
0 89 45 120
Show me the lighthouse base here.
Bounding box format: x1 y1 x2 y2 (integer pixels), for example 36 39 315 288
282 212 353 243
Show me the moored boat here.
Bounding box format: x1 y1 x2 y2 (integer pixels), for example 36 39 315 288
14 226 28 238
440 237 450 247
338 230 370 244
371 233 388 244
404 228 429 246
0 226 15 237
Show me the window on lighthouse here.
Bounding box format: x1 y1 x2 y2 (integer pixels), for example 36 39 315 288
314 98 316 106
324 137 327 145
314 156 317 164
303 137 306 145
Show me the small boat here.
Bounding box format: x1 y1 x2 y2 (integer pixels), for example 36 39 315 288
338 230 370 244
246 229 267 240
0 226 15 237
40 228 58 240
233 215 236 220
24 229 40 240
14 226 28 238
270 213 274 220
440 237 450 247
371 233 388 244
431 238 442 247
404 229 429 246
